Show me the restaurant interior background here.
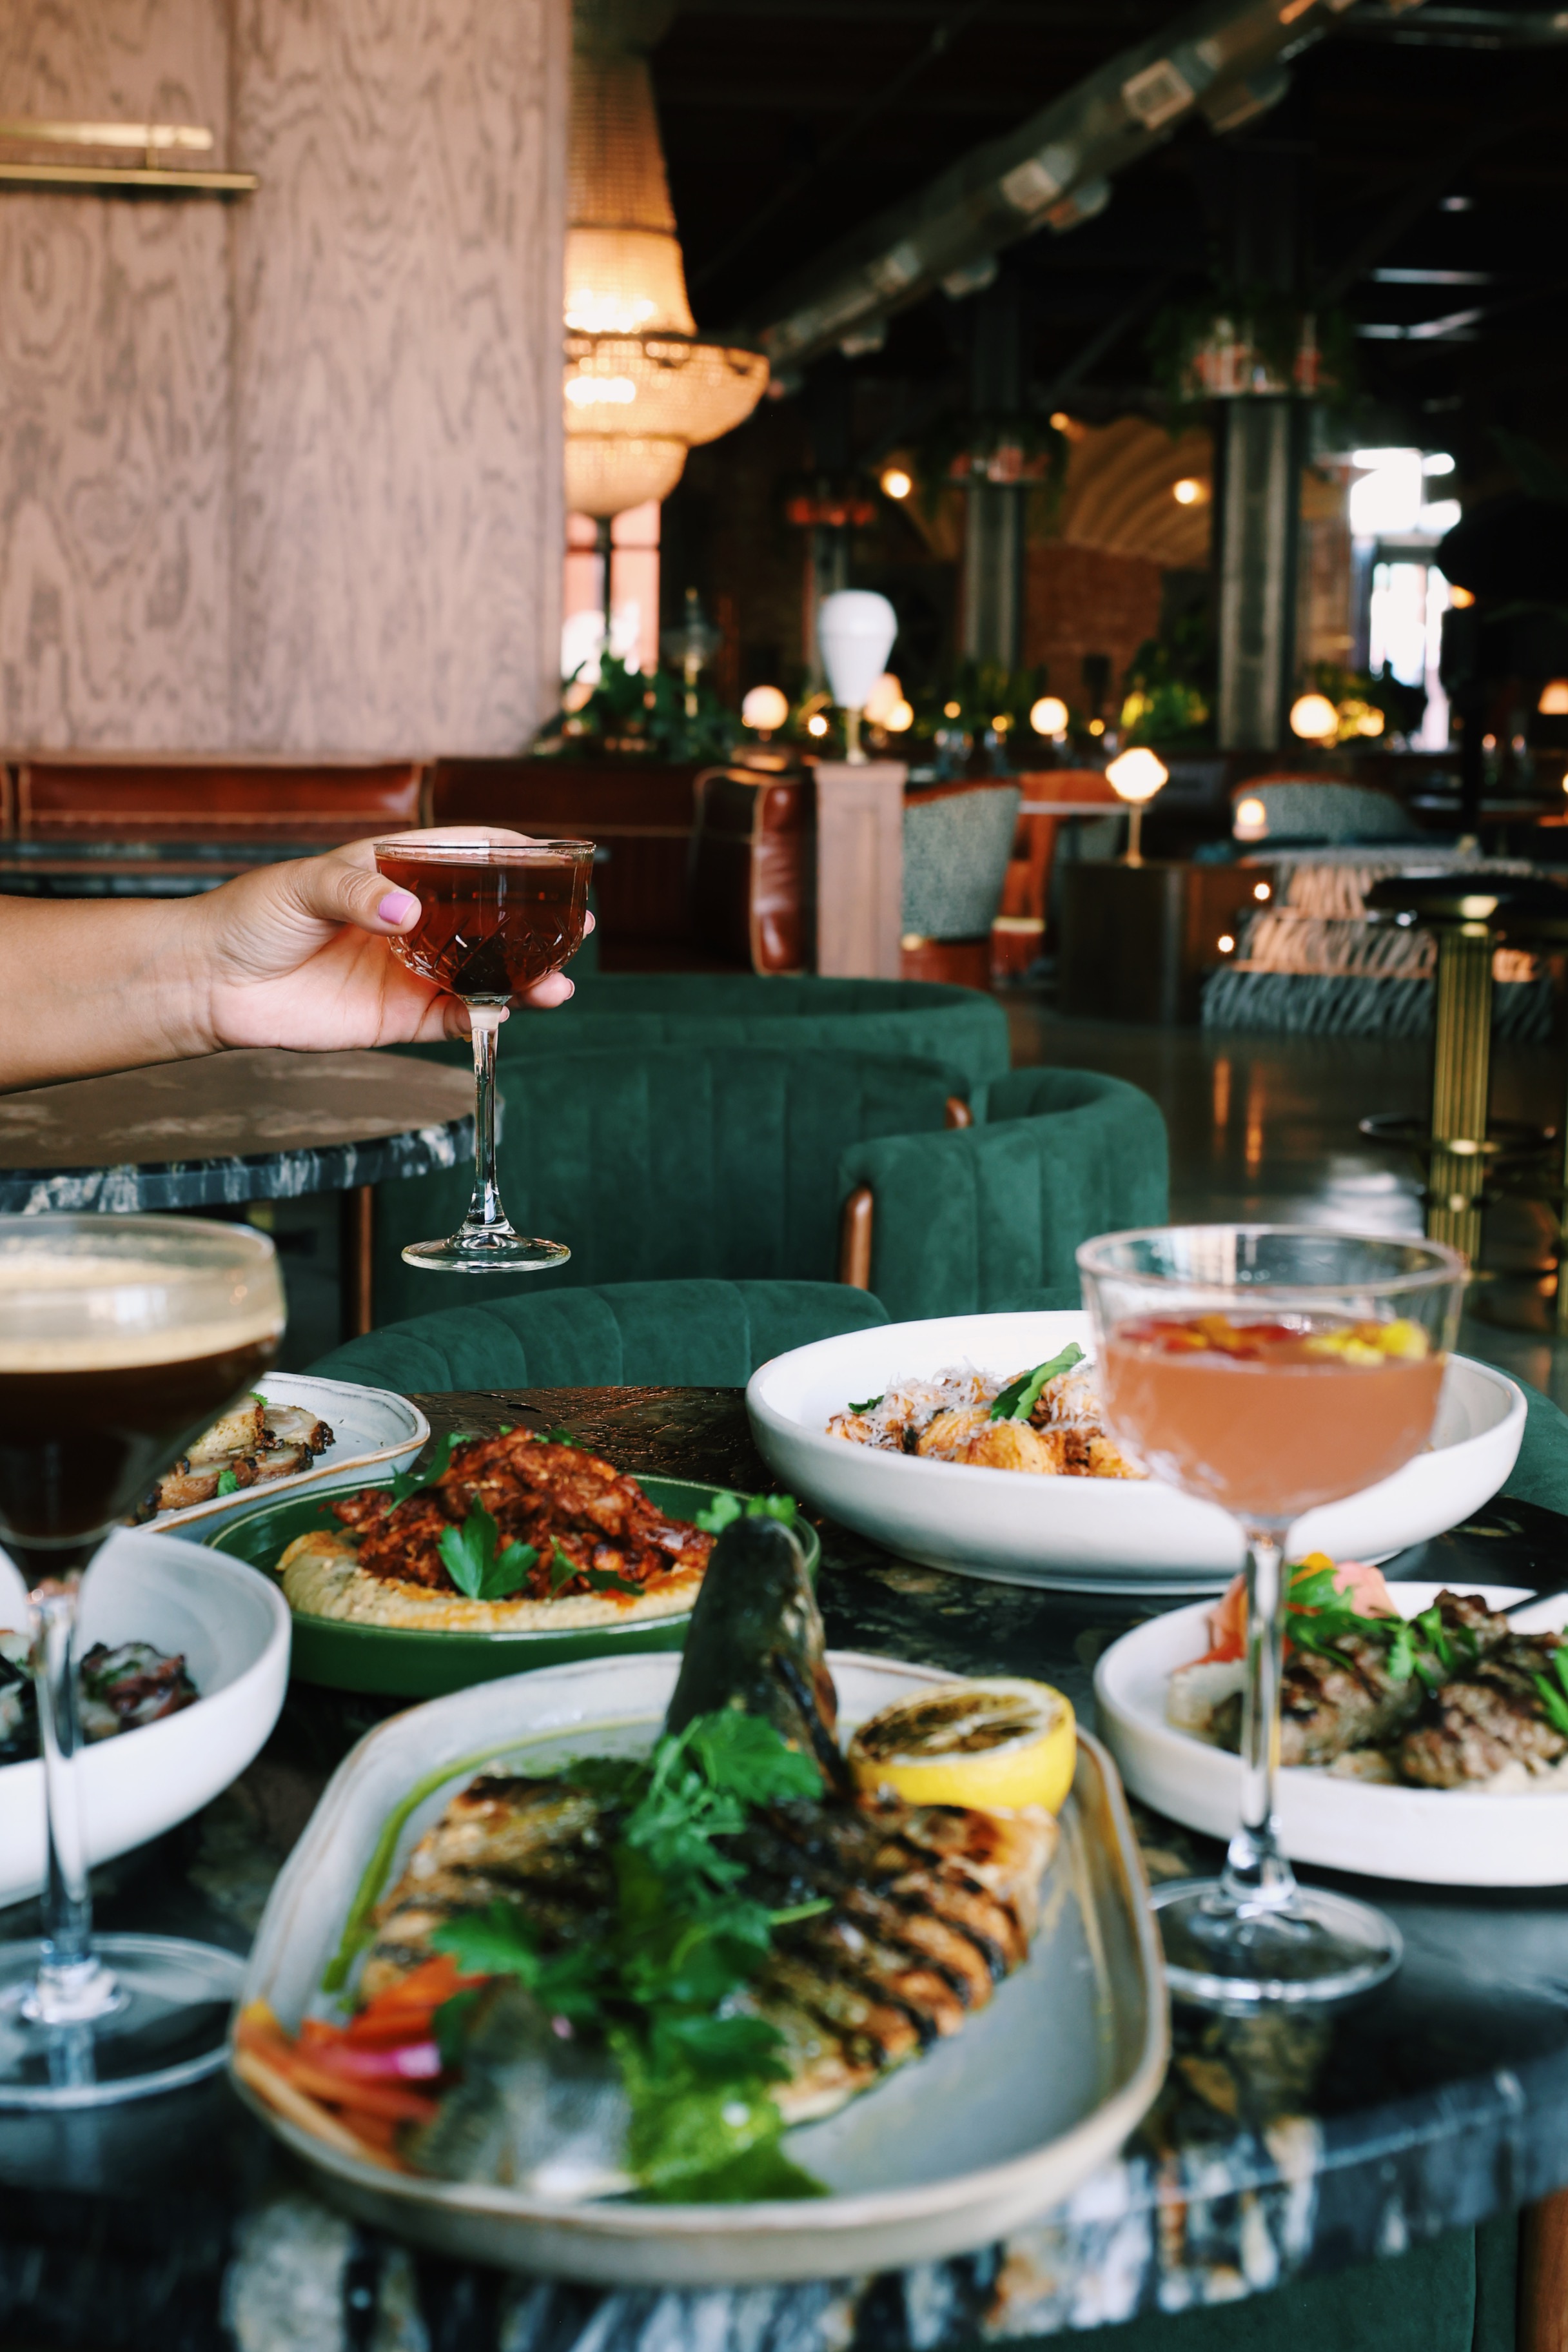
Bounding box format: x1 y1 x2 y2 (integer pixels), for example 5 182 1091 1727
16 6 1568 2347
7 0 1568 1388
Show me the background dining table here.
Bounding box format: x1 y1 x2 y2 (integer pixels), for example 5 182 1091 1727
1 1382 1565 2351
0 1048 475 1340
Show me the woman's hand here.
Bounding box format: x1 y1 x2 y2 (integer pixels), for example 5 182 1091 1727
186 828 591 1055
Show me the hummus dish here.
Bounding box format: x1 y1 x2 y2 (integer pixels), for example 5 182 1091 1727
277 1426 713 1633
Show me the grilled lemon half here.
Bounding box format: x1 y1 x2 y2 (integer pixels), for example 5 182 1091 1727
847 1676 1076 1815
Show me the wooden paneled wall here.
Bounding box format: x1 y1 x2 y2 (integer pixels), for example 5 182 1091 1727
0 0 566 755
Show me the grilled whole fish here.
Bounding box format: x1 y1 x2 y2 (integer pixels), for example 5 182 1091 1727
664 1514 853 1797
364 1771 1054 2128
364 1517 1055 2136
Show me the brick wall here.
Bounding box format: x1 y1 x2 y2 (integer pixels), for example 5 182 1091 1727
1022 544 1164 710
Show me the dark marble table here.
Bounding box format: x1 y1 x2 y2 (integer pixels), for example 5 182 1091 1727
0 1048 473 1335
0 1049 473 1214
5 1384 1568 2352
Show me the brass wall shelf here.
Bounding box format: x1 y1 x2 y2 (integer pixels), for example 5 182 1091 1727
0 119 257 197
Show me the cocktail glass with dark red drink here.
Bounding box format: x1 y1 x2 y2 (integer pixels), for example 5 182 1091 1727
1077 1226 1465 2008
0 1213 285 2105
374 836 594 1272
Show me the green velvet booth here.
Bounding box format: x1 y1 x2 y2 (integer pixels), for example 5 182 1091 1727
308 1277 888 1390
398 974 1010 1089
839 1066 1170 1320
371 1047 965 1330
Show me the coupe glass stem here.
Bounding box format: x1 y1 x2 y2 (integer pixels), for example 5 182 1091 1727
463 1004 509 1238
25 1578 121 2026
1220 1527 1297 1915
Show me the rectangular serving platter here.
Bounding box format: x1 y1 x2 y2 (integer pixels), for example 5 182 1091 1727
234 1649 1168 2288
153 1374 429 1538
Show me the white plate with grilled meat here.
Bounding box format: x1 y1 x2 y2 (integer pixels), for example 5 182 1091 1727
0 1532 289 1905
233 1651 1167 2287
748 1313 1526 1593
143 1375 429 1538
1095 1582 1568 1887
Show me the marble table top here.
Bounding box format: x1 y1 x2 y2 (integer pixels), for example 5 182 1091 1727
4 1383 1567 2352
0 1048 474 1211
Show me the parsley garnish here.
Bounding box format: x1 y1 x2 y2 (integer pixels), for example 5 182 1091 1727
1535 1649 1568 1738
585 1566 644 1599
388 1431 471 1506
436 1498 538 1602
693 1490 799 1536
215 1467 240 1496
848 1394 883 1415
545 1427 580 1447
547 1542 578 1597
989 1344 1085 1422
431 1712 824 2200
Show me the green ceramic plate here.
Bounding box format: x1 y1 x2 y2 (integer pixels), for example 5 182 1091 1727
204 1475 819 1700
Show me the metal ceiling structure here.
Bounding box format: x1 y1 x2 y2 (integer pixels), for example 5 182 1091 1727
728 0 1362 378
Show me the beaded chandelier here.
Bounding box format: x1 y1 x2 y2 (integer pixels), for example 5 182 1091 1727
565 0 768 518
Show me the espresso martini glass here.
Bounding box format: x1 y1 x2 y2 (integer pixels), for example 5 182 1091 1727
1077 1226 1465 2008
0 1213 285 2105
374 836 594 1273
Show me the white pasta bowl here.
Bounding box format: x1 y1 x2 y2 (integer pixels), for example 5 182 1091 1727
0 1531 290 1905
747 1311 1526 1594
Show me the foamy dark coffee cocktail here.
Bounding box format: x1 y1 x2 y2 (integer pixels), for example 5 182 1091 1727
0 1214 286 2108
0 1255 280 1583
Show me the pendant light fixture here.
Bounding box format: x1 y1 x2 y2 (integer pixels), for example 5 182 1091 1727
564 0 768 520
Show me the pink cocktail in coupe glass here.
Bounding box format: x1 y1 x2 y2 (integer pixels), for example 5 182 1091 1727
1078 1226 1465 2008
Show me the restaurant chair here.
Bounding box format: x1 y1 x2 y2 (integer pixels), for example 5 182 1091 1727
1229 776 1428 847
688 765 814 974
995 767 1124 977
399 973 1012 1088
837 1066 1168 1318
899 778 1021 988
0 755 429 900
306 1276 888 1390
369 1044 971 1329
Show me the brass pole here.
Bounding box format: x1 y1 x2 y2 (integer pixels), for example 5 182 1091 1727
1426 919 1493 1265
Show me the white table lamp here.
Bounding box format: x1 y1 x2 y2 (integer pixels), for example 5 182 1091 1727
818 591 898 763
1104 746 1168 866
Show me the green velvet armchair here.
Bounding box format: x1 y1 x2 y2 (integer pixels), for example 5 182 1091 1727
371 1046 966 1330
836 1066 1170 1319
309 1277 888 1391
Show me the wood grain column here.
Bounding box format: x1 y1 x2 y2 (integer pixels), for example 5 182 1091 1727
230 0 569 752
814 761 905 978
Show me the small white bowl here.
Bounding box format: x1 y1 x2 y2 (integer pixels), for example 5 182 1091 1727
0 1531 291 1906
1096 1583 1568 1886
747 1311 1526 1594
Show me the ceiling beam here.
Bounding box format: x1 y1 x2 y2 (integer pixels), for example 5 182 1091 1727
731 0 1363 378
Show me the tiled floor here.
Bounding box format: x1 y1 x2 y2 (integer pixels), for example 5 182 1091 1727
1003 992 1568 1411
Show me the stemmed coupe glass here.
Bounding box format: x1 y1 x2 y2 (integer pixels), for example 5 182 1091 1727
0 1213 285 2104
374 836 594 1273
1077 1226 1465 2008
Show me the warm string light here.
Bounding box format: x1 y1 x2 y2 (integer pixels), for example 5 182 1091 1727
1289 691 1338 743
1030 695 1069 735
880 466 913 500
741 685 789 733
